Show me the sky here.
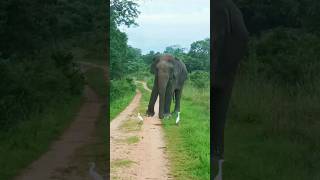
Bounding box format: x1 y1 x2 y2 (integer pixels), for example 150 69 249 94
120 0 210 54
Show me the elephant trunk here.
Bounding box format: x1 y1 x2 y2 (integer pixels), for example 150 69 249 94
158 73 169 119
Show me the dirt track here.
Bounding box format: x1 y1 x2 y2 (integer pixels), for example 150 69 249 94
110 81 170 180
15 62 107 180
15 86 102 180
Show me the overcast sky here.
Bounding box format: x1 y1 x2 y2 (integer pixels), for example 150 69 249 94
120 0 210 54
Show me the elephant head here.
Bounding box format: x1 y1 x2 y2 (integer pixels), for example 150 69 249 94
147 54 187 119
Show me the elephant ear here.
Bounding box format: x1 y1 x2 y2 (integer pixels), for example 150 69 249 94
173 57 188 82
150 55 160 74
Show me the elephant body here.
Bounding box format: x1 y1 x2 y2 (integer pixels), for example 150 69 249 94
146 54 188 119
212 0 249 160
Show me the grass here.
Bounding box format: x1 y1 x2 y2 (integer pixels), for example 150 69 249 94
136 81 210 180
0 95 83 180
111 159 135 169
223 76 320 180
125 136 140 144
110 91 136 120
120 119 142 132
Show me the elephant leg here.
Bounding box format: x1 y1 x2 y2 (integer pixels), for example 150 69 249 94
212 85 233 160
164 84 173 116
146 76 158 116
173 88 182 113
164 82 173 116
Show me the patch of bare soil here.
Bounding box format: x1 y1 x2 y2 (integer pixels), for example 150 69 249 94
110 81 171 180
15 86 102 180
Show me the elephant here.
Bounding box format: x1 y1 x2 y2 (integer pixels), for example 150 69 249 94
212 0 249 178
146 54 188 119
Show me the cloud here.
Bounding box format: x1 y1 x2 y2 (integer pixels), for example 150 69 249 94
120 0 210 54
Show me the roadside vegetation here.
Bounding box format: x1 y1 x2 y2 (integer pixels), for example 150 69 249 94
0 1 105 179
163 82 210 180
224 1 320 179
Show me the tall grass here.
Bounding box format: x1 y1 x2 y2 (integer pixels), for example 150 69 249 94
224 75 320 180
110 78 136 120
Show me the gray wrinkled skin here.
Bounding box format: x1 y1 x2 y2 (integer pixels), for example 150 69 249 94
146 54 188 119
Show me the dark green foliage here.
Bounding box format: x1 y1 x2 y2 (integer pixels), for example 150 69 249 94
0 0 104 130
110 78 136 103
241 28 320 90
0 55 84 130
142 51 160 65
110 0 140 27
188 38 210 68
189 71 209 88
160 39 210 73
110 0 140 80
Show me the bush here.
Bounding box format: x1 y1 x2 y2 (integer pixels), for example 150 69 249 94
189 71 209 88
0 52 84 130
110 78 136 102
241 28 320 89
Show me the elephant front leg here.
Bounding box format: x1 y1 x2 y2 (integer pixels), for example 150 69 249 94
164 84 173 117
173 89 182 113
212 86 232 160
146 77 158 116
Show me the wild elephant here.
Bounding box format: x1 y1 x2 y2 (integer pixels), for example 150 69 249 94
212 0 249 178
146 54 188 119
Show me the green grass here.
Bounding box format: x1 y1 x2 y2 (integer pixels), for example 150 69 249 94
124 136 140 144
224 76 320 180
0 95 83 180
137 82 210 180
110 91 135 120
111 159 135 169
119 119 142 132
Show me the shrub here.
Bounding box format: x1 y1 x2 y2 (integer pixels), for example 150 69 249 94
0 51 84 130
241 28 320 89
189 71 209 88
110 78 136 102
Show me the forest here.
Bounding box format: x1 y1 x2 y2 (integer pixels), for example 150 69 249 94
0 0 106 179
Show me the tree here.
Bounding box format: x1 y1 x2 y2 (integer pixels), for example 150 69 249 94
110 0 140 80
186 38 210 72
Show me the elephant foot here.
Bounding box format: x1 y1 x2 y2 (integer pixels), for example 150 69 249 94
146 110 155 117
164 113 171 119
172 111 179 115
214 159 224 180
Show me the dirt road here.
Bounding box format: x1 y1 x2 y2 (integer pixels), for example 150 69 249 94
110 81 170 180
15 86 102 180
15 62 107 180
